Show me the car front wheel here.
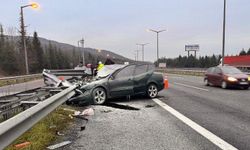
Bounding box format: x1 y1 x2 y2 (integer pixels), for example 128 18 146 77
92 88 106 105
147 84 158 98
204 78 209 86
221 81 227 89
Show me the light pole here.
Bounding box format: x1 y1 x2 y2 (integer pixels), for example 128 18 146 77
134 49 140 61
222 0 226 66
136 43 149 61
147 29 166 66
20 2 39 74
78 38 85 65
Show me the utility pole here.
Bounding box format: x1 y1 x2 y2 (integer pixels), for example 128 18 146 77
20 7 29 74
222 0 226 66
136 43 149 61
20 3 38 74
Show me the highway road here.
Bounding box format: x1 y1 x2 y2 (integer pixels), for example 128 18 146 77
50 74 248 150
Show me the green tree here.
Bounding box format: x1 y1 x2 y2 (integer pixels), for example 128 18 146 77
32 32 44 72
239 48 247 56
247 48 250 55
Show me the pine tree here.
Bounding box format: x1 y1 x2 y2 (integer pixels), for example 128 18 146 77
247 48 250 55
239 48 247 56
32 32 44 72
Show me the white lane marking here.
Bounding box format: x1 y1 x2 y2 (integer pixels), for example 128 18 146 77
152 98 238 150
174 82 209 92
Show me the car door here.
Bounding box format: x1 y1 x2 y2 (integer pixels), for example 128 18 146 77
213 67 223 86
108 65 135 97
133 64 150 94
206 67 214 83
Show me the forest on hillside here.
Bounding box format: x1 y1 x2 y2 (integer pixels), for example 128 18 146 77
0 24 83 75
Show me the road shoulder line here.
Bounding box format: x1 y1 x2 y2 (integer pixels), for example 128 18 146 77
152 98 237 150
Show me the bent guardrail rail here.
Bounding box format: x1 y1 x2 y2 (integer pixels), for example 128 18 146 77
0 85 76 149
0 74 42 87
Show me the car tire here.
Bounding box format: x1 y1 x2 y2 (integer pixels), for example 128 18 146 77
243 86 249 90
147 84 158 98
92 87 107 105
221 81 227 89
204 78 209 86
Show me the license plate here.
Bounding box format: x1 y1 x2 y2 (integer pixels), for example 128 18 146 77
240 82 248 85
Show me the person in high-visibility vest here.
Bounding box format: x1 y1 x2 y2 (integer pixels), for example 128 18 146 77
97 61 104 71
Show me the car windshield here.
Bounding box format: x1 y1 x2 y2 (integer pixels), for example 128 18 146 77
221 67 243 74
97 64 126 78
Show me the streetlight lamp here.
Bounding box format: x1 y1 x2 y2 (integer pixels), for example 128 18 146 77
136 43 149 61
147 29 166 66
20 2 39 74
221 0 226 66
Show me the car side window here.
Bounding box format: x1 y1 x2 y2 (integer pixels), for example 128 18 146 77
214 67 222 74
134 65 148 76
115 65 135 79
207 67 214 74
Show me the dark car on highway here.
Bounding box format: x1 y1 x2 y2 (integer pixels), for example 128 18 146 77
204 66 250 89
69 63 164 105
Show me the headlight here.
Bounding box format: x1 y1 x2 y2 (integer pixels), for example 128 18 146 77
248 76 250 81
227 77 237 82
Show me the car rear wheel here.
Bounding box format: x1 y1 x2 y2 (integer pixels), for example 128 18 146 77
204 78 209 86
221 81 227 89
147 84 158 98
92 88 106 105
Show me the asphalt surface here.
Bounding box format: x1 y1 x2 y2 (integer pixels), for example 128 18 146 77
0 79 44 97
64 98 219 150
160 74 250 150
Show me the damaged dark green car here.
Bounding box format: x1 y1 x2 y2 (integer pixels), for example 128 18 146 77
68 63 164 105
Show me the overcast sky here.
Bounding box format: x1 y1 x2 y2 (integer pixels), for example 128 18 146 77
1 0 250 61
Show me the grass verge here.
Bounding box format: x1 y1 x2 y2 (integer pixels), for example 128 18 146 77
5 105 76 150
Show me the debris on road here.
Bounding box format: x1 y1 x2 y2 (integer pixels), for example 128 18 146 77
47 141 72 150
63 108 76 112
145 104 156 108
100 109 112 113
80 126 86 131
78 108 95 116
14 141 31 149
56 131 65 136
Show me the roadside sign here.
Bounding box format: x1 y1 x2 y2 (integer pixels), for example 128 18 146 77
159 63 166 68
185 45 199 51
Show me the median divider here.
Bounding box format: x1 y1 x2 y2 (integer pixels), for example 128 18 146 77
156 68 205 76
0 74 42 87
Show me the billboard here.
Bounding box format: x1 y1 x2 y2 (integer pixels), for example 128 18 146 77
158 63 167 68
185 45 199 51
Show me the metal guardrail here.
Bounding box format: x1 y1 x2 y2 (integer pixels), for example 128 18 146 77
0 73 42 87
0 85 76 149
156 68 206 76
